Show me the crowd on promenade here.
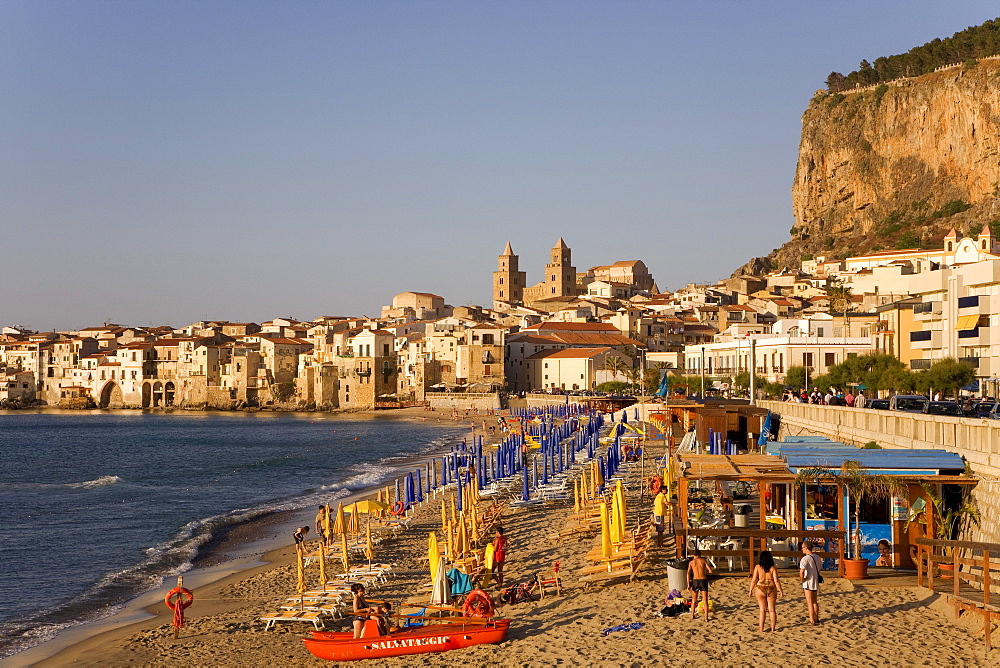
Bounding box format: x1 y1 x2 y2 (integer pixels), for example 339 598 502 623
782 388 866 407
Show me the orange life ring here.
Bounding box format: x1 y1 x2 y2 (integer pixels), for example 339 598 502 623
390 501 406 516
165 586 194 629
462 589 495 618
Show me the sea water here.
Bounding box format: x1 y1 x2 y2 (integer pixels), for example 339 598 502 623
0 410 467 657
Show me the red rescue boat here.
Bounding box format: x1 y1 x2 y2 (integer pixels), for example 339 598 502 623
302 618 511 661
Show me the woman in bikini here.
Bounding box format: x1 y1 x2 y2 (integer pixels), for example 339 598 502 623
350 583 376 639
748 550 784 632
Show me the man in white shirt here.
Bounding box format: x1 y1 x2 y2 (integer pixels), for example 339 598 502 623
799 540 821 624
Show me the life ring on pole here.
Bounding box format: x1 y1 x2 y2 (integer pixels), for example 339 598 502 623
462 589 495 618
165 587 194 629
390 501 406 516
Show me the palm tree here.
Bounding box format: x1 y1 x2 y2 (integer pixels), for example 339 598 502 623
794 460 905 561
601 356 628 383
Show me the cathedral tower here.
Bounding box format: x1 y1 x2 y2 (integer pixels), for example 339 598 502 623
493 242 526 306
544 237 577 298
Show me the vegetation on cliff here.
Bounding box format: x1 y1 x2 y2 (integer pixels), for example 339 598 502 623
826 18 1000 92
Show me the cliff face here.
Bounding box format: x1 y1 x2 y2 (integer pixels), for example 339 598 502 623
769 59 1000 270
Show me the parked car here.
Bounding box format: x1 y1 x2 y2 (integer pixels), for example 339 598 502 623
867 398 890 410
969 401 997 418
890 395 929 412
923 401 966 417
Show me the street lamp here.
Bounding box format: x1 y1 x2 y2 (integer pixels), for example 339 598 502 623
700 346 706 399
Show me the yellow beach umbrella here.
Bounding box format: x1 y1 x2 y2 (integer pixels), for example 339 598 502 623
480 542 496 589
470 505 480 544
296 546 306 593
340 531 350 571
446 518 455 559
441 500 448 533
573 479 580 513
428 531 440 578
365 521 375 562
450 495 458 526
581 470 589 502
599 501 612 561
610 488 622 544
332 502 346 535
352 498 389 515
616 480 627 534
457 512 470 557
317 538 327 588
347 503 359 534
324 503 332 545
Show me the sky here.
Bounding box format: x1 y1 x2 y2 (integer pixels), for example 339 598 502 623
4 1 998 331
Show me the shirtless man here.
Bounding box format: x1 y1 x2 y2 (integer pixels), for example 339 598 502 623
687 548 714 620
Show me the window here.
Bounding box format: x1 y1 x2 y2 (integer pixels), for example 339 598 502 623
482 334 494 345
824 353 836 366
802 352 814 367
499 278 504 284
816 327 825 337
484 364 491 375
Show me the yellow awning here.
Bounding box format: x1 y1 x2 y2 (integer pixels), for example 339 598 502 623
956 314 979 330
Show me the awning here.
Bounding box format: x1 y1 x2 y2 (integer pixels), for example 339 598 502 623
956 314 979 330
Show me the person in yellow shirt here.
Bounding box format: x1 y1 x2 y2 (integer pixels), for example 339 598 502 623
653 486 669 547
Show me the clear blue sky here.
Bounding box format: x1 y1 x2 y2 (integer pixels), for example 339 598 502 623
4 1 997 330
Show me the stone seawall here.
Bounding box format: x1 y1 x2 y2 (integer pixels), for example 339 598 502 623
760 400 1000 544
427 393 501 411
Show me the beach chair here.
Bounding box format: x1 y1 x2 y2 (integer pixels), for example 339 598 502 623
537 564 563 598
279 600 345 620
260 609 325 631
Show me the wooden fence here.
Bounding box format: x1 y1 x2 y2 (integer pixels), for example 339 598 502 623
675 528 847 577
915 537 998 649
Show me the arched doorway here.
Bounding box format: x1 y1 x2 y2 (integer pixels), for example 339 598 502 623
142 382 152 408
164 382 175 406
99 382 123 408
152 382 163 407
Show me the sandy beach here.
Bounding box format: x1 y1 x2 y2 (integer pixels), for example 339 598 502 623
22 419 1000 668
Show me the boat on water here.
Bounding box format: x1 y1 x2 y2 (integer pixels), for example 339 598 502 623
302 617 511 661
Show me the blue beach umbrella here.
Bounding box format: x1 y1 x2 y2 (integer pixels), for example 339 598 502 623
405 472 416 508
416 469 424 503
456 469 464 512
522 466 530 501
395 478 401 507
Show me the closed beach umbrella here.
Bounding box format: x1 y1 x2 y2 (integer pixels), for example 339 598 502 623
395 478 401 507
456 469 464 512
340 531 350 571
324 503 332 544
599 501 612 561
522 466 530 501
332 502 346 535
296 546 306 593
317 539 327 588
470 504 480 544
365 521 375 563
441 500 448 532
574 479 580 512
428 531 440 578
405 473 416 509
429 549 450 606
417 469 424 503
457 513 470 556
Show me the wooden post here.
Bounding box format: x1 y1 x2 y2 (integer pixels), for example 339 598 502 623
916 544 923 587
984 550 992 650
928 544 935 593
758 484 767 530
954 547 961 601
838 537 846 578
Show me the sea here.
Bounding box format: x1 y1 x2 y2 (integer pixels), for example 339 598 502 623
0 409 468 659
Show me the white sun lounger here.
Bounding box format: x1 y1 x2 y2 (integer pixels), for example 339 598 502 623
260 609 325 631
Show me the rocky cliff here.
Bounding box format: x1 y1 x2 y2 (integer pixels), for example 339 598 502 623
766 59 1000 272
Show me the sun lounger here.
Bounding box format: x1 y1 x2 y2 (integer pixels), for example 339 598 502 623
260 609 326 631
280 600 345 619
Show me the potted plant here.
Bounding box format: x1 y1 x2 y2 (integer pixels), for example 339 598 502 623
909 482 980 578
794 460 906 579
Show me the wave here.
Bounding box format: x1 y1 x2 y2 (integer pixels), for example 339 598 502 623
68 475 121 489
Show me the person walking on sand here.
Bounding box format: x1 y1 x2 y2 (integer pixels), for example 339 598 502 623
491 526 509 587
687 548 713 620
799 540 822 624
652 485 669 547
315 505 328 544
748 550 783 632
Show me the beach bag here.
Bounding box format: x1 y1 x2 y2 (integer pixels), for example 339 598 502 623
812 554 824 583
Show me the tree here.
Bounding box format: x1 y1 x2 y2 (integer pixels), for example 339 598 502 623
784 365 809 390
825 277 854 313
926 357 976 398
794 460 905 560
600 356 628 383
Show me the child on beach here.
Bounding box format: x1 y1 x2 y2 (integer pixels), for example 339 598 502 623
492 526 508 588
687 548 713 620
748 550 783 632
293 526 309 552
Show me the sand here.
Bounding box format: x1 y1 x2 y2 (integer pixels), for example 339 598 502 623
27 422 1000 667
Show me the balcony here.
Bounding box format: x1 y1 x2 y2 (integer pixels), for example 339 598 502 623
957 295 979 309
909 329 942 349
913 301 942 315
910 359 932 370
958 356 980 369
957 327 991 345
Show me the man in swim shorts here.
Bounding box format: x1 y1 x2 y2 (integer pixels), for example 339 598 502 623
687 548 713 620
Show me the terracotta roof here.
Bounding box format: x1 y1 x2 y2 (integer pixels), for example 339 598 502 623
530 322 620 333
527 347 611 360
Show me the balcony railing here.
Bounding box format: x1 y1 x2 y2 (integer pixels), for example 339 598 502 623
910 330 932 342
958 295 980 309
958 328 980 339
958 356 980 368
913 302 941 315
910 359 932 370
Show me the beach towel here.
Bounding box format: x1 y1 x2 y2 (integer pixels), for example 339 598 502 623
446 568 473 596
601 622 644 636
